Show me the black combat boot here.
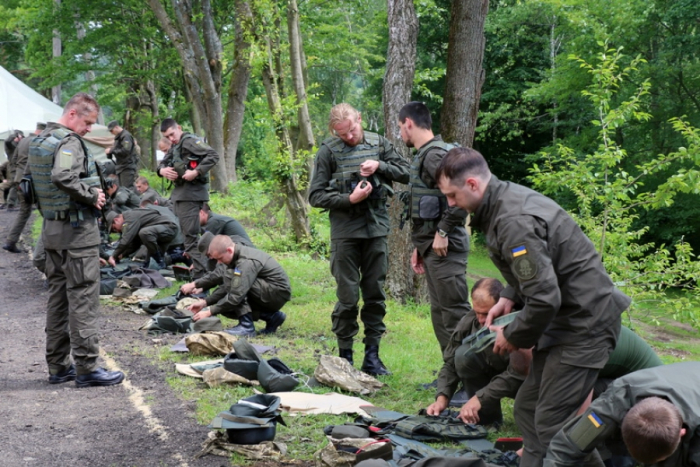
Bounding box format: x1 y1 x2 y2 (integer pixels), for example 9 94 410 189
361 345 391 376
152 250 167 269
226 313 257 337
260 311 286 335
2 242 21 253
339 348 354 366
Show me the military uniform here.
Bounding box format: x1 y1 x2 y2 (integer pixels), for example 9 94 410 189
107 128 138 189
545 362 700 467
194 243 291 320
108 185 141 213
308 131 409 350
204 212 252 244
157 132 219 280
111 208 179 260
0 160 11 206
140 186 172 208
470 176 631 467
409 136 471 351
5 136 34 245
437 312 521 425
29 122 103 377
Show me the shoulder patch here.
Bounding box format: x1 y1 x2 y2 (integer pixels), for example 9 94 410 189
59 149 73 168
510 243 537 281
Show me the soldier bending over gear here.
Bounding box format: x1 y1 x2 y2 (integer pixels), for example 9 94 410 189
107 207 179 269
104 174 140 213
545 362 700 467
181 234 291 337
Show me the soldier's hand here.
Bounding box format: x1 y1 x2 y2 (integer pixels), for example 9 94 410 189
359 160 379 177
484 297 515 327
105 147 112 155
180 282 197 295
349 180 372 204
432 232 448 257
426 395 449 416
182 169 199 181
411 248 425 274
108 256 117 267
192 308 212 321
491 325 517 355
188 299 207 313
159 167 179 181
99 258 107 267
94 188 106 210
458 396 482 424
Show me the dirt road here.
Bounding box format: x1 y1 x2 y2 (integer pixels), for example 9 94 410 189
0 210 227 467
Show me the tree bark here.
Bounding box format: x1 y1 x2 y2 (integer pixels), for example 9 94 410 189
52 0 61 105
147 0 228 192
440 0 489 147
224 0 254 184
383 0 419 302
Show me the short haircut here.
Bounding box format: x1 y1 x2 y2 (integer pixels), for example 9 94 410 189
436 147 490 188
135 176 149 186
398 101 432 130
105 174 119 189
621 397 683 464
160 118 178 133
158 137 172 150
471 277 504 303
328 103 360 133
63 92 100 117
209 234 233 256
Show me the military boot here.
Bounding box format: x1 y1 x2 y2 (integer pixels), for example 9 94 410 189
226 313 257 337
260 311 286 335
152 250 167 269
361 345 391 376
2 242 21 253
339 348 354 366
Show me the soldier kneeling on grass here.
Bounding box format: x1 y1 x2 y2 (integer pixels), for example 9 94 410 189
180 233 291 337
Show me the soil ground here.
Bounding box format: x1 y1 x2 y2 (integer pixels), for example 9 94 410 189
0 210 229 467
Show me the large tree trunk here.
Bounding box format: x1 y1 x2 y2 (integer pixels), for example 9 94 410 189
52 0 61 105
223 0 254 184
440 0 489 147
383 0 419 302
147 0 228 191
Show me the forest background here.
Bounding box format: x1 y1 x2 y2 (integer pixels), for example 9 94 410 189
2 0 700 326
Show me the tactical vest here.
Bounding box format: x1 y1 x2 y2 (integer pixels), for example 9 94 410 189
171 133 209 185
326 132 383 198
28 128 101 224
409 140 457 222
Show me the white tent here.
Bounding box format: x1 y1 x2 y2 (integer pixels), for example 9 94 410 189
0 65 63 136
0 66 114 163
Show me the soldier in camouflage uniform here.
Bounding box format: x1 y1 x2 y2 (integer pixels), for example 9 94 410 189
106 120 138 189
436 148 630 467
157 118 219 281
309 103 410 376
28 92 124 388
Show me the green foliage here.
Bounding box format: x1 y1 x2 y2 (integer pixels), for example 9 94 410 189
528 45 700 327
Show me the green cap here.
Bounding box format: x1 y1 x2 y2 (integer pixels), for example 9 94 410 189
105 210 118 232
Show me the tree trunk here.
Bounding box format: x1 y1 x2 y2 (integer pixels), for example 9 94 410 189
224 0 254 184
440 0 489 147
147 0 228 192
52 0 61 105
383 0 419 302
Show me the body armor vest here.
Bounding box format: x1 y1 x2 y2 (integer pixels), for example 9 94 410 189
409 140 457 221
326 132 384 199
28 128 101 222
171 133 209 185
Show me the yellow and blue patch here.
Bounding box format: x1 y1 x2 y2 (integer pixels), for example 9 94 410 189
512 245 527 257
233 268 241 276
587 412 604 428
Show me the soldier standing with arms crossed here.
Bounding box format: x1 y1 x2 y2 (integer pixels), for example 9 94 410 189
157 118 219 280
309 103 409 376
29 92 124 387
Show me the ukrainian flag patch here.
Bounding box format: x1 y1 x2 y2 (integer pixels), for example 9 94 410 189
587 412 603 428
233 268 241 276
512 245 527 257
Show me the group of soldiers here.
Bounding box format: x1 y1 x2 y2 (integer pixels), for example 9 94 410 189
3 92 698 466
309 101 700 467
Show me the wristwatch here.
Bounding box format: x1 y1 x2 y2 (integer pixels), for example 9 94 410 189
438 229 448 238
